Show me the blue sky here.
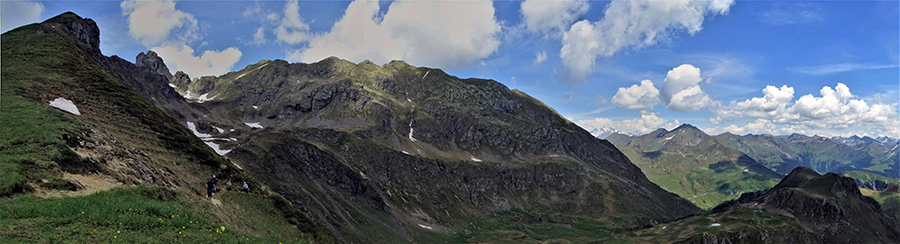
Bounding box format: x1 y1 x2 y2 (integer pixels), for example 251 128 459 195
2 0 898 138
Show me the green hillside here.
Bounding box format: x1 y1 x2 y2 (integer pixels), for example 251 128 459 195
1 12 321 243
611 125 781 209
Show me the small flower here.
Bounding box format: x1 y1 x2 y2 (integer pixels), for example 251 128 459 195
114 236 116 238
81 211 84 214
117 231 120 234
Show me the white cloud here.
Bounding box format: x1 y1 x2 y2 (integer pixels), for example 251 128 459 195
520 0 589 36
559 0 733 83
296 0 501 69
611 79 660 110
703 119 807 136
661 64 710 112
120 0 199 47
533 51 548 65
710 83 900 137
711 85 793 123
275 0 310 44
1 0 44 33
252 27 266 45
789 63 900 75
575 111 679 136
152 45 242 77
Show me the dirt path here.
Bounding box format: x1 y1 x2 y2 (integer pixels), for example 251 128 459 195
34 172 123 198
211 198 223 207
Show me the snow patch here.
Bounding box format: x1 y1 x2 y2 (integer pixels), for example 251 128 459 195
168 83 177 88
49 97 80 115
197 93 217 103
422 70 430 79
471 157 482 162
664 136 674 140
235 62 269 80
418 224 432 230
186 122 212 138
408 120 417 142
245 122 263 129
402 151 410 155
230 161 243 170
204 141 232 156
252 105 259 110
709 223 721 228
213 126 225 133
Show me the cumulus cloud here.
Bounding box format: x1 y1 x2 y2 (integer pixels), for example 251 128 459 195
559 0 733 83
710 83 900 137
661 64 711 112
1 0 44 33
121 0 199 47
295 0 501 69
275 0 310 44
703 119 808 136
711 85 793 123
611 79 660 110
534 51 548 65
520 0 589 36
152 45 242 77
575 111 680 136
121 0 243 77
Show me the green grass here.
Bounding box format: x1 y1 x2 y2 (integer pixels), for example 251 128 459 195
0 186 306 243
617 145 779 209
455 208 619 243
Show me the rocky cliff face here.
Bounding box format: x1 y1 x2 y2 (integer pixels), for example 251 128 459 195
177 57 704 242
711 167 900 243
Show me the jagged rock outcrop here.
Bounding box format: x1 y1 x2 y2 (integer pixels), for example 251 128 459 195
171 71 191 88
136 50 173 80
41 12 100 52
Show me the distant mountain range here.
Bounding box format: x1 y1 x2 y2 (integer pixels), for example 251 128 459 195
714 132 899 178
831 135 898 148
606 124 782 209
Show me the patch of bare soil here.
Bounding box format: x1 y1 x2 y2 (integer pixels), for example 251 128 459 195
34 172 123 198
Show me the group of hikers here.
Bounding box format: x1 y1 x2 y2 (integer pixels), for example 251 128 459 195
205 175 252 199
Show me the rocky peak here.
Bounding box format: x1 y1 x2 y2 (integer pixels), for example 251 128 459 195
43 12 100 53
136 51 173 79
773 166 820 189
171 71 191 88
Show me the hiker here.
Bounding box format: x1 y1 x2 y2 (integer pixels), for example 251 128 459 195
206 175 219 199
226 181 233 190
242 181 249 192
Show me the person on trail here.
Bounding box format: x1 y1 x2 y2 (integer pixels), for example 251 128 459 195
242 181 249 192
206 175 219 199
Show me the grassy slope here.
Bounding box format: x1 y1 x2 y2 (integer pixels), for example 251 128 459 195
1 15 316 243
618 141 780 210
0 186 305 243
